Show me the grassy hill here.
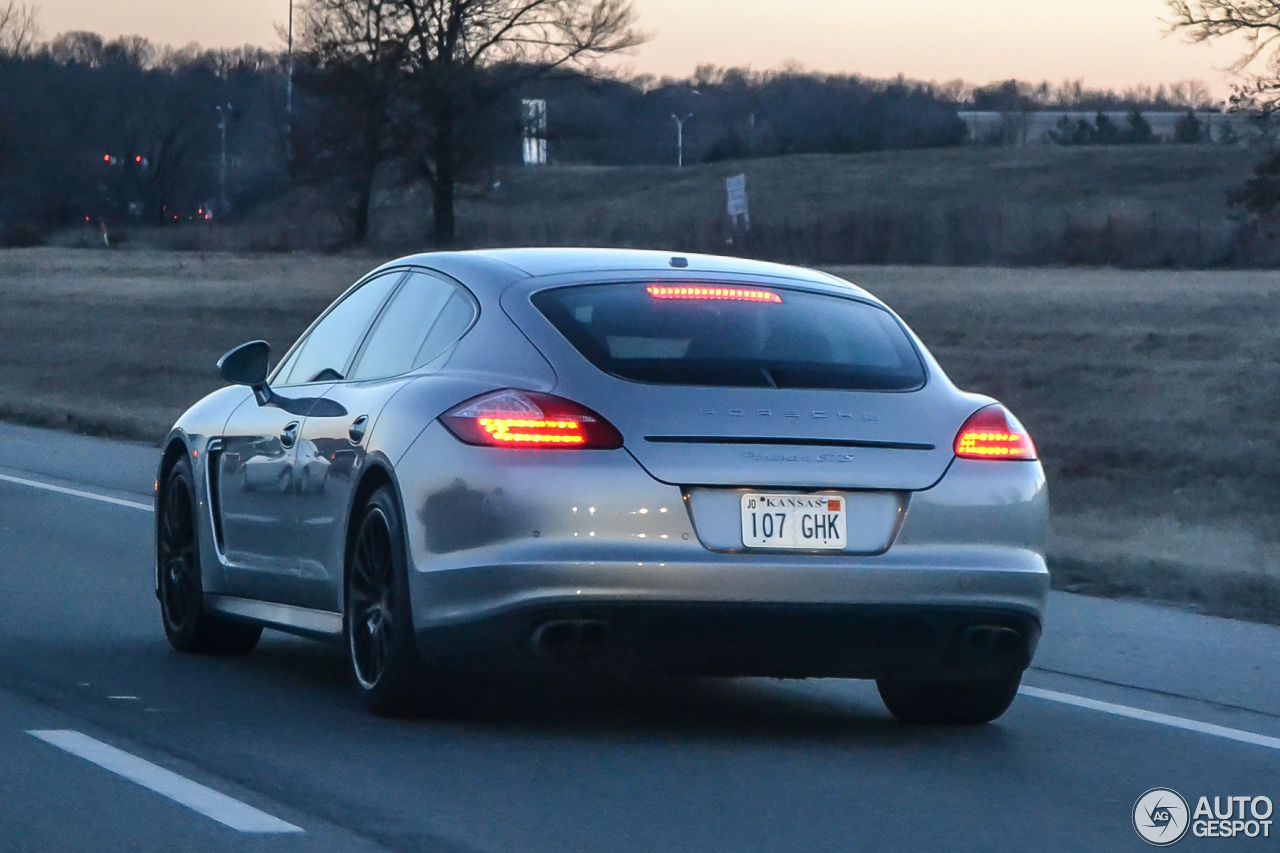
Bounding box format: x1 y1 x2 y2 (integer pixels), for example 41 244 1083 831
100 144 1265 268
429 145 1258 267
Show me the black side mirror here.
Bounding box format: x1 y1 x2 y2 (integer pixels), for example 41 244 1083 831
217 340 274 405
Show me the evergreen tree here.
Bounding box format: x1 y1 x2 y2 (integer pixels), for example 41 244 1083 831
1174 109 1203 143
1124 107 1154 144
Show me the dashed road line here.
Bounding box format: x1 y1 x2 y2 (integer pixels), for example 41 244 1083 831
1020 686 1280 751
28 730 302 833
0 472 152 512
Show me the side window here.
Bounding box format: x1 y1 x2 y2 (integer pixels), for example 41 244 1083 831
348 271 478 380
275 272 402 386
415 290 477 367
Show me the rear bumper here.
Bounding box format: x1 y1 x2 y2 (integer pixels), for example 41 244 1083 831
415 600 1040 680
409 548 1048 678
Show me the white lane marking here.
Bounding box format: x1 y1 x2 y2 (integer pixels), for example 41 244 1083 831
27 730 302 833
1020 686 1280 751
0 472 152 512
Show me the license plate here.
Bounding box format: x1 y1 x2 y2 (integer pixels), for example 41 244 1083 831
741 493 847 550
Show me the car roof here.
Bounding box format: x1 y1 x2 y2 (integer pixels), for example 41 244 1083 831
376 247 871 299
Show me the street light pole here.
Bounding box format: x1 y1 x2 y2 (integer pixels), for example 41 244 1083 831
285 0 294 165
286 0 294 118
216 103 232 214
672 113 693 168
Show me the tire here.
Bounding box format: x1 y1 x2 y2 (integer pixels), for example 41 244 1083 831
876 671 1022 725
157 455 263 655
345 484 437 716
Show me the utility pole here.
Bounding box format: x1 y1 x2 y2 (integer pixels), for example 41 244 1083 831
286 0 294 119
216 103 232 215
671 113 693 168
285 0 294 165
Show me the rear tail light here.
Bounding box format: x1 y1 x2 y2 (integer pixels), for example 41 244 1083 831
954 405 1037 461
441 389 624 450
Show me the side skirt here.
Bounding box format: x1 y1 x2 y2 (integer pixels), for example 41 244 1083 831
204 594 342 641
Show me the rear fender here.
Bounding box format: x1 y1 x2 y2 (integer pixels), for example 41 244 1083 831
895 458 1048 552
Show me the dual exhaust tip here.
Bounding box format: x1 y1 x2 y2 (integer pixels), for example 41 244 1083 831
530 619 610 659
959 624 1026 666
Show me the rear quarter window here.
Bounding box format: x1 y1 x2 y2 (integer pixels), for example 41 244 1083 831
531 282 926 391
349 271 477 380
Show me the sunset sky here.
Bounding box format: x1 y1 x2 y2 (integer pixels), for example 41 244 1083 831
30 0 1247 96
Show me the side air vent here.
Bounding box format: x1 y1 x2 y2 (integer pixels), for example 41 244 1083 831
206 440 226 553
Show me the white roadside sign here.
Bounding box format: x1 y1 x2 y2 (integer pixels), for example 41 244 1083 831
726 173 749 228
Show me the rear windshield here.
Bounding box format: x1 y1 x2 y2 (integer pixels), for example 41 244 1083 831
531 282 926 391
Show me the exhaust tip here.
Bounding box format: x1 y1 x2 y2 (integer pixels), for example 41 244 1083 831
959 625 1025 663
530 619 610 658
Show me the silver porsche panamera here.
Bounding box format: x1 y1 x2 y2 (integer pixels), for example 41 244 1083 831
155 248 1048 723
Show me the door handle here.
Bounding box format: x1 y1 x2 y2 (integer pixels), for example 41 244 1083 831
348 415 369 445
280 421 300 449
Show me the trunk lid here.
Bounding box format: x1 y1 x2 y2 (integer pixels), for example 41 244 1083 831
600 385 963 490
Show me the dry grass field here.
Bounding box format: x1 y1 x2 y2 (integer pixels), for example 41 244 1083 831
0 249 370 438
837 265 1280 621
1 248 1278 620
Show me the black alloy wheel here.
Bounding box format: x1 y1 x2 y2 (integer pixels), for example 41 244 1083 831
157 455 262 655
159 467 199 632
344 484 436 716
348 505 395 690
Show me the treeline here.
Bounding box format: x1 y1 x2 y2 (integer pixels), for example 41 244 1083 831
0 37 969 245
966 78 1217 112
0 31 286 245
1046 109 1220 145
524 66 967 167
0 4 1234 250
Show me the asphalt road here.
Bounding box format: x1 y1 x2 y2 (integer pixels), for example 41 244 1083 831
0 421 1277 853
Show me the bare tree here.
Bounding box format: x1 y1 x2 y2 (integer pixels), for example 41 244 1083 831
109 73 219 223
0 0 38 57
1168 2 1280 220
294 0 406 243
45 31 108 67
1167 1 1280 108
1168 78 1216 109
300 0 644 245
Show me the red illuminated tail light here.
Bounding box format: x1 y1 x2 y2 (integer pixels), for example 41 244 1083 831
646 284 782 303
954 405 1037 461
441 389 624 450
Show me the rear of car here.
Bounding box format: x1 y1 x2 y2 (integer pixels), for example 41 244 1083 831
395 257 1048 723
